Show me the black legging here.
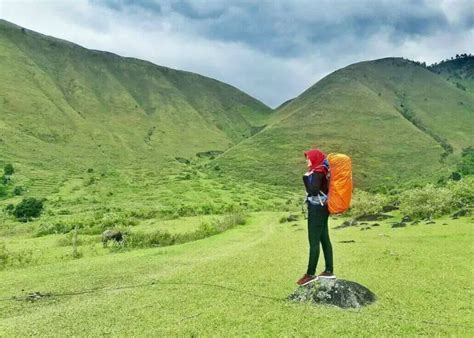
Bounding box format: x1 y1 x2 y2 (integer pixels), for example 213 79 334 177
306 202 334 275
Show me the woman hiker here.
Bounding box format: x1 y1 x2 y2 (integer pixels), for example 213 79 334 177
297 148 336 286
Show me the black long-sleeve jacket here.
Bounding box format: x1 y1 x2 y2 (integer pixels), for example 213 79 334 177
303 171 329 197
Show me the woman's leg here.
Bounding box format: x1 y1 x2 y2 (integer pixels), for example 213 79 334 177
306 203 325 275
319 205 334 272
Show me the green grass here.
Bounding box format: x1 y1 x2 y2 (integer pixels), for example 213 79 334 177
0 212 472 335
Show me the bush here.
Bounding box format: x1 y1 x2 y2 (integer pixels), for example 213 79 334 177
348 190 389 217
446 176 474 209
36 222 77 237
0 241 35 270
114 210 247 250
399 184 453 219
13 197 44 222
458 147 474 176
4 163 14 176
5 204 14 214
13 186 24 196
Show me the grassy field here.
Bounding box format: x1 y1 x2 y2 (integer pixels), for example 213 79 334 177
1 211 472 336
0 19 473 336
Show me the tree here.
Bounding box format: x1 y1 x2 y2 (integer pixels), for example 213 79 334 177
13 198 44 222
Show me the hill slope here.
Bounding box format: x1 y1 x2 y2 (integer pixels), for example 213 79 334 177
0 20 272 175
215 58 474 189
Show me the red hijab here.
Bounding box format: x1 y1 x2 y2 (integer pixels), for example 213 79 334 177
304 149 328 175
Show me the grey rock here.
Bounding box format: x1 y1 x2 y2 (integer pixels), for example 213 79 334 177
425 221 436 224
102 229 123 247
287 214 299 222
391 222 406 228
334 219 358 230
288 279 376 309
401 215 412 222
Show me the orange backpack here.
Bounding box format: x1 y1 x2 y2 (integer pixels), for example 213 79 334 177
326 153 353 214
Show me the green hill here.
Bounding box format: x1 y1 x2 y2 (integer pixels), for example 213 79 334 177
215 57 474 190
429 55 474 94
0 19 272 176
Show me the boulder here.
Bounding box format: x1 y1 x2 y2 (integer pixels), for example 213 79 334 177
288 279 376 309
102 229 123 247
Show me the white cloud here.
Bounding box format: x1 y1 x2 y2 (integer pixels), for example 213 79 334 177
0 0 472 107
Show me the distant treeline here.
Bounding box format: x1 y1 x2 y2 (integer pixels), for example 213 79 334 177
399 53 473 70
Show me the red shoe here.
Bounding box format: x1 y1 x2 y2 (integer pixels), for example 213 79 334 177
296 274 318 286
317 271 336 279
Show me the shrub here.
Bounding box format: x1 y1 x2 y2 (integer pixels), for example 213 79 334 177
348 190 389 217
0 241 35 270
36 222 77 237
4 163 14 176
13 186 24 196
446 176 474 209
458 147 474 176
399 184 453 219
5 204 14 214
114 210 247 250
13 197 44 222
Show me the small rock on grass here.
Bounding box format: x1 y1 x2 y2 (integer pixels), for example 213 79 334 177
391 222 406 228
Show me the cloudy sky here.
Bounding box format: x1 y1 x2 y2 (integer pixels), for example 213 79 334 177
0 0 473 107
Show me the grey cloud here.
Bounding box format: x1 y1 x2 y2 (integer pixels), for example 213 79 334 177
93 0 470 59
